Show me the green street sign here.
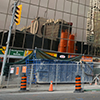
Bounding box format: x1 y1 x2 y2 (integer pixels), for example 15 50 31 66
0 46 25 57
10 49 24 56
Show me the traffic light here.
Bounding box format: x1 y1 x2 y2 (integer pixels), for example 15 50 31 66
14 5 22 25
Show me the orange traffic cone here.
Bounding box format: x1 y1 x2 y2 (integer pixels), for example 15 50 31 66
49 81 53 91
90 83 92 85
95 79 97 85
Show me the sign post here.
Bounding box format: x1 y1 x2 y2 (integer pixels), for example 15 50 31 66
0 0 19 85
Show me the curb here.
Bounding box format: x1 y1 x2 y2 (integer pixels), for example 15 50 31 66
84 89 100 92
0 90 74 94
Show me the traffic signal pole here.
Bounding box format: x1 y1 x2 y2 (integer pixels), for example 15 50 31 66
0 1 19 85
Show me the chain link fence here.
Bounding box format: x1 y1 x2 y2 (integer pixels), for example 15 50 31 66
4 62 93 91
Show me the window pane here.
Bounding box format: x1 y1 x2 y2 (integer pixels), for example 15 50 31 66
0 14 6 29
57 0 64 11
14 31 24 47
2 31 13 46
64 1 71 13
72 3 78 15
79 5 85 16
29 5 38 19
31 0 39 5
40 0 48 7
21 3 29 17
0 0 9 13
24 34 33 49
47 9 54 19
49 0 56 9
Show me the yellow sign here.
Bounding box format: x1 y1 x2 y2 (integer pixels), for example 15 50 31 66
0 46 6 54
45 52 57 57
24 50 33 56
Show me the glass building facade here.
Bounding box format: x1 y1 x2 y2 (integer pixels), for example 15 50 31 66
0 0 100 57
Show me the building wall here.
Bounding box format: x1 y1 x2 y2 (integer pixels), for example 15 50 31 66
94 12 100 47
86 0 100 56
0 0 100 57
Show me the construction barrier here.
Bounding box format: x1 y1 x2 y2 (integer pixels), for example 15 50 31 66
74 75 84 93
5 62 93 91
6 64 27 88
74 75 81 92
20 74 27 91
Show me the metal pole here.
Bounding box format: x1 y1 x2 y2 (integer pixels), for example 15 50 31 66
76 62 79 75
7 66 11 88
0 1 19 85
17 65 21 88
29 64 33 90
82 63 85 90
55 64 58 90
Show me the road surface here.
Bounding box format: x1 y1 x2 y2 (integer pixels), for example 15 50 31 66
0 91 100 100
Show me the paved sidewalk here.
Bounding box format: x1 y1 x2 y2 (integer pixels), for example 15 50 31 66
0 84 100 93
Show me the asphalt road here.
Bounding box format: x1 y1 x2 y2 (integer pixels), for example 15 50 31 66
0 91 100 100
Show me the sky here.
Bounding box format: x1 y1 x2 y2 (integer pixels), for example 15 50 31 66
0 0 91 42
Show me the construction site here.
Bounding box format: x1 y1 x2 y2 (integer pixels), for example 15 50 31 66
0 0 100 92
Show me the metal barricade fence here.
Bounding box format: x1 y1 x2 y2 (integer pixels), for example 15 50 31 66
5 62 93 91
6 64 30 88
